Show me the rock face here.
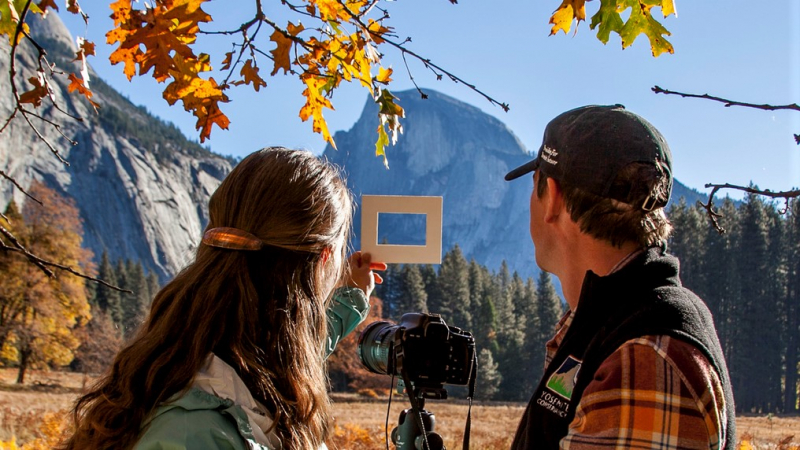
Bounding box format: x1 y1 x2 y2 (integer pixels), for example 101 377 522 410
0 15 232 281
324 90 707 278
323 90 539 276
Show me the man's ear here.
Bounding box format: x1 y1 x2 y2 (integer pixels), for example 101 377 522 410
544 177 564 223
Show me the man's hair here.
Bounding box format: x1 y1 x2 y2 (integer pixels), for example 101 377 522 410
537 162 672 248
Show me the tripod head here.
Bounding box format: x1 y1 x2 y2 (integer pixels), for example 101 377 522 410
392 381 446 450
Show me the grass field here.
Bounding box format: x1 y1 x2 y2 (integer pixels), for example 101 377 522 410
1 368 798 449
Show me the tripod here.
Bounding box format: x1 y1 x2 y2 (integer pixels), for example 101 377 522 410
391 382 447 450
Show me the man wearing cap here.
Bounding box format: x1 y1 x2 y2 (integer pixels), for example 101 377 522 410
505 105 735 449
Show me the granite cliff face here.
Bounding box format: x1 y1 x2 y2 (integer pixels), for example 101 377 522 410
0 15 232 280
323 90 539 276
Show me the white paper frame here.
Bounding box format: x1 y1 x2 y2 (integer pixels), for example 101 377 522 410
361 195 443 264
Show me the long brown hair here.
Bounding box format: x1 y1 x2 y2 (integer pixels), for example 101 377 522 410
62 148 352 449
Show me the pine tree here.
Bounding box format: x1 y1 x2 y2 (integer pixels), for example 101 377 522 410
375 263 403 320
469 261 499 354
668 199 707 291
397 264 428 315
436 245 471 329
700 199 739 357
495 272 528 400
534 271 562 375
784 198 800 413
475 348 502 401
146 271 161 306
734 192 781 412
121 261 149 338
95 251 123 326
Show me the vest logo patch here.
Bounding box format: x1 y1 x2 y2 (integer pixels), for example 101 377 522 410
546 355 582 400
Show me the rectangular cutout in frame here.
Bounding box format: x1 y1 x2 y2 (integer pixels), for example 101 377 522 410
362 195 443 264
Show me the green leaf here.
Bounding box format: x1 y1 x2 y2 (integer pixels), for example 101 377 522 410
589 0 674 56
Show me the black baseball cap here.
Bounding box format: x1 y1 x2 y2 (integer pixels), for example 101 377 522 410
505 104 673 211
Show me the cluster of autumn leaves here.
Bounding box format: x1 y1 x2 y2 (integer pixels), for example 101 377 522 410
2 0 677 163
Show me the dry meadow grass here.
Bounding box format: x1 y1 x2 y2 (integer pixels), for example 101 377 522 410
1 369 798 449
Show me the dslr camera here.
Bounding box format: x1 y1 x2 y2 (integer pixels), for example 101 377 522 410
358 313 475 392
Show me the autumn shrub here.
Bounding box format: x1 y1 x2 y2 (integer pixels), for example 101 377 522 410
326 423 382 450
357 388 380 399
0 410 70 450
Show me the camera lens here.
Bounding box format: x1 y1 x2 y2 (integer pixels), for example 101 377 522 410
357 321 398 375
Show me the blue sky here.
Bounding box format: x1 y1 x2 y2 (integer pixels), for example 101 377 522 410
61 1 800 199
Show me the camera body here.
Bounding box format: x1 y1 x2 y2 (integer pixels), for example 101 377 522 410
358 313 475 387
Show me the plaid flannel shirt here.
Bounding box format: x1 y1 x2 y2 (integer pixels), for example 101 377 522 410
546 310 727 449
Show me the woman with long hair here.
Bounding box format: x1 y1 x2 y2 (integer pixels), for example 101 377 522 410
61 148 384 449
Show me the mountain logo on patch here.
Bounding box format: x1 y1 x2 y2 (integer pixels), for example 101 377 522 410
546 355 582 400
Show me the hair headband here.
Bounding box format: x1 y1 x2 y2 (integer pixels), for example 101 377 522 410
202 227 264 251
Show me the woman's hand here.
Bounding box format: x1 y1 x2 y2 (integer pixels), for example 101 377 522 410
346 251 387 298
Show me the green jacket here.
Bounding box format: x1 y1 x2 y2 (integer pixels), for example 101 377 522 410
135 287 369 449
135 387 266 450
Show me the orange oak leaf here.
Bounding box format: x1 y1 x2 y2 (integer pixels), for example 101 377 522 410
67 73 100 111
240 59 266 91
37 0 58 13
67 0 80 14
287 22 305 36
220 51 233 71
73 38 95 60
19 73 50 107
107 0 211 83
196 103 230 142
270 29 293 76
109 45 143 80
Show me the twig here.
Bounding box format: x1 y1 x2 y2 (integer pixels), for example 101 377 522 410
652 86 800 112
0 225 131 293
335 0 509 112
0 170 44 205
697 183 800 234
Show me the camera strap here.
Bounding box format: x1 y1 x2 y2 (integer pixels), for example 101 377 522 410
462 351 478 449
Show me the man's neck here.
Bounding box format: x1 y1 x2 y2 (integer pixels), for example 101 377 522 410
557 236 642 311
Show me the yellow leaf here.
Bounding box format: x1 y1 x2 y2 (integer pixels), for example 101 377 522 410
549 0 586 35
375 124 389 168
661 0 676 17
376 66 392 84
299 75 336 149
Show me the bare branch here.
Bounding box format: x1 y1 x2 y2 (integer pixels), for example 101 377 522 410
697 183 800 234
334 0 510 112
652 85 800 146
652 86 800 112
0 170 43 206
0 225 131 293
